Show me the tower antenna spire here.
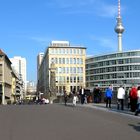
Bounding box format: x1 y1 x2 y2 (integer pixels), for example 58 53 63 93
118 0 121 18
115 0 125 52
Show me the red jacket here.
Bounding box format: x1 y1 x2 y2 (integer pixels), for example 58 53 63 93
130 87 137 99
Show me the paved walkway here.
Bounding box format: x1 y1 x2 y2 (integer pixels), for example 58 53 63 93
64 102 140 118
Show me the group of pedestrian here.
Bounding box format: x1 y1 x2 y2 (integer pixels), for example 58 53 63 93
64 87 89 107
104 84 140 116
64 89 78 106
64 84 140 116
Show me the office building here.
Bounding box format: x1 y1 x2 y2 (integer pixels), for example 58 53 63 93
10 56 27 95
0 49 12 104
38 41 86 96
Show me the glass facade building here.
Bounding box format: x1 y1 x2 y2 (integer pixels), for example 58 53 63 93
86 50 140 91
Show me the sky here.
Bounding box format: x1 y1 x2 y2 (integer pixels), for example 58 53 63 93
0 0 140 82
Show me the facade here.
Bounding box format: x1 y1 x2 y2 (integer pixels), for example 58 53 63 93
11 69 24 102
37 53 44 79
26 81 36 95
38 41 86 96
10 56 27 96
86 50 140 93
0 49 12 104
26 81 36 100
37 53 44 90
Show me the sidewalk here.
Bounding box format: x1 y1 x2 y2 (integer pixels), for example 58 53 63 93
77 103 140 118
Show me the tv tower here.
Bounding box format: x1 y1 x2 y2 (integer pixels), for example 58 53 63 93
115 0 124 52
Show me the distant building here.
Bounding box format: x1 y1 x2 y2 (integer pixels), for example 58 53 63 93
26 81 36 95
0 49 12 104
11 68 24 102
86 50 140 91
37 53 44 83
10 56 27 96
37 41 86 96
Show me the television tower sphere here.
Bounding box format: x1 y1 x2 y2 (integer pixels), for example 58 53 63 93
115 18 125 34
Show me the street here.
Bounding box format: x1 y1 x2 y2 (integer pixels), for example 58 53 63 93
0 104 140 140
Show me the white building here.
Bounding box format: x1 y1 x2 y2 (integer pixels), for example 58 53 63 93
37 53 44 79
37 41 86 96
10 56 27 95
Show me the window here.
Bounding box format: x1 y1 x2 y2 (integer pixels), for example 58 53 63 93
73 58 76 64
74 77 76 83
70 58 72 64
66 58 69 64
77 58 79 64
67 77 69 83
62 58 65 64
59 58 61 64
73 67 76 73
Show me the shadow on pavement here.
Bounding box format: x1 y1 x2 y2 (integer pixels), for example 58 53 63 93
128 123 140 132
92 104 136 116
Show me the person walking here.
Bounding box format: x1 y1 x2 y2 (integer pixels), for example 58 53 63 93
135 86 140 116
64 90 68 106
93 86 101 103
105 85 113 108
130 85 138 112
117 85 125 110
73 94 77 106
79 87 85 104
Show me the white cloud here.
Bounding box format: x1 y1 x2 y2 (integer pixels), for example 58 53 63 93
45 0 119 18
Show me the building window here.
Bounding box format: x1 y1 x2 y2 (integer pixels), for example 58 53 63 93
62 58 65 64
74 77 76 83
66 58 69 64
73 58 76 64
73 67 76 73
67 77 69 83
77 58 79 64
70 58 72 64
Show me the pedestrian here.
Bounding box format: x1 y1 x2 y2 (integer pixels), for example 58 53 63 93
84 95 87 104
135 86 140 116
93 85 101 103
73 94 77 106
130 85 138 112
79 87 85 104
117 85 125 110
64 90 68 106
105 85 113 108
127 88 131 109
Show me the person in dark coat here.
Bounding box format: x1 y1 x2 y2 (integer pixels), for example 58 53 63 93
93 85 101 103
64 90 68 106
79 87 85 104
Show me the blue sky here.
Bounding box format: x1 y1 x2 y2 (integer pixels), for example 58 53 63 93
0 0 140 82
